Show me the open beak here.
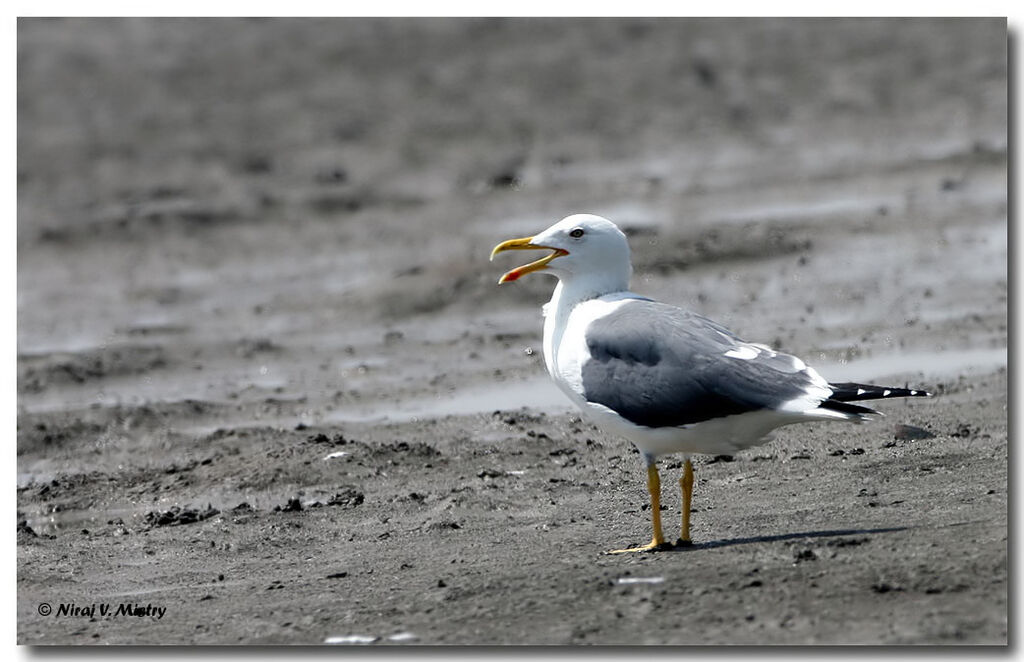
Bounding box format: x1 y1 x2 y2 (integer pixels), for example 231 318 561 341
490 236 569 284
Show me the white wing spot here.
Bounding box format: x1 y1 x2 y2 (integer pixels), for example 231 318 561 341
883 389 891 396
856 388 866 396
725 345 760 360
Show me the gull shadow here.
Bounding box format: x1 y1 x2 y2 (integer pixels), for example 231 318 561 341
672 525 910 551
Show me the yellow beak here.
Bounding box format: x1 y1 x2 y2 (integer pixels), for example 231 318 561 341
490 236 569 284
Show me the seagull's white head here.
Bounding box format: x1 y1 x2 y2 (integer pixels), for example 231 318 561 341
490 214 632 292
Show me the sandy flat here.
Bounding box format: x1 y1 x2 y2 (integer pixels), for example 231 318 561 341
17 18 1007 645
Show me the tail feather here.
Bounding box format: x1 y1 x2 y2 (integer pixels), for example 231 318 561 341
828 382 931 402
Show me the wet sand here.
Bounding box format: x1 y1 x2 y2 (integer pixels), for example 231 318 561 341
17 18 1007 644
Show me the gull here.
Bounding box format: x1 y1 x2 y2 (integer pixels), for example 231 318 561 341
491 214 929 553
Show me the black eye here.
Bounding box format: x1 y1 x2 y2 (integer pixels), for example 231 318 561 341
569 228 584 238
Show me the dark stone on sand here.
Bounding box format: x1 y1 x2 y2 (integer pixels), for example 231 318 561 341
145 505 220 528
327 487 364 508
894 424 936 441
278 498 303 512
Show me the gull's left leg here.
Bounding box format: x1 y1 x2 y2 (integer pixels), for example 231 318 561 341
610 456 671 554
677 457 694 547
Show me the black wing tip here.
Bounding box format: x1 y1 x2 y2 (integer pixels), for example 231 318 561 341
828 382 932 402
821 399 880 418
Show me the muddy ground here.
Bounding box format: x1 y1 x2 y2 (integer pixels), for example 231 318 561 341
16 18 1007 645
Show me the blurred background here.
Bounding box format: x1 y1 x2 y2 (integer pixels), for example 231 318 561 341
18 18 1006 416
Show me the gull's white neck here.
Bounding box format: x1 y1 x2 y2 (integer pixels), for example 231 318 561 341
541 271 633 379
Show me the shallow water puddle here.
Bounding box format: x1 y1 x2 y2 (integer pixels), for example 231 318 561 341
819 346 1006 383
385 632 418 642
616 577 665 585
323 632 417 645
19 345 1002 446
324 345 1004 424
325 375 574 424
324 635 379 645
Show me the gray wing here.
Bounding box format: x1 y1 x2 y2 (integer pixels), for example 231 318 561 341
580 300 827 428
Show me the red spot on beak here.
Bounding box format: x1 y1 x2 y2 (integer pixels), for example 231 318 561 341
500 269 523 283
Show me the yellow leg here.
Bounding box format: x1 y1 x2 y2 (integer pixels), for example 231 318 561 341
678 459 694 546
610 463 670 554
